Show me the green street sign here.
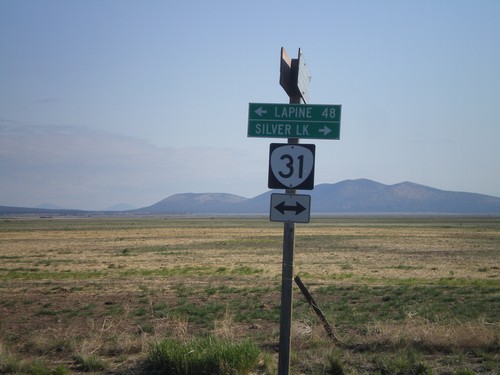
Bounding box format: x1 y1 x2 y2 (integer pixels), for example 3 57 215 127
248 103 341 140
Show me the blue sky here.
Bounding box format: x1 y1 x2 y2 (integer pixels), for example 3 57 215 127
1 0 499 210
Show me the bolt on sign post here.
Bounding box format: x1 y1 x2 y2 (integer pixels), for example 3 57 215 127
247 47 342 375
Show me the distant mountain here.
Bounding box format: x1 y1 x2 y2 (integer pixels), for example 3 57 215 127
0 205 86 216
36 203 66 210
2 180 500 216
135 193 247 214
104 203 137 211
133 179 500 215
310 179 500 214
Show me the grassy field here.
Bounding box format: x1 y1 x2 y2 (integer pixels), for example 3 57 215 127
0 216 499 374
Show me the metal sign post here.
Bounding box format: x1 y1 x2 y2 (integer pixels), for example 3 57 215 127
277 48 304 375
247 47 341 374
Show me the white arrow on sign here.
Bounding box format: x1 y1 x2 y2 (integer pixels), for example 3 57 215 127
318 126 332 136
254 106 268 117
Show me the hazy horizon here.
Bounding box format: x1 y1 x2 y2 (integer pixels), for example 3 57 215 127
3 178 500 211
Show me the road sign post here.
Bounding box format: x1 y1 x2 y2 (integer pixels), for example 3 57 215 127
279 217 295 375
248 47 342 374
277 47 303 375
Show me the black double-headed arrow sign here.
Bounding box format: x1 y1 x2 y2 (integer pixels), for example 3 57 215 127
270 193 311 223
274 201 307 215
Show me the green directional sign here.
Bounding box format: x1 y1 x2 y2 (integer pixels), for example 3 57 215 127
248 103 341 140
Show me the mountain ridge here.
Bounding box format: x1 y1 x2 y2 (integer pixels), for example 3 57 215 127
308 180 500 214
133 179 500 215
1 179 500 215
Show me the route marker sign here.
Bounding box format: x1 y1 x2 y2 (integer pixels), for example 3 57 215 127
248 103 341 140
270 193 311 223
268 143 315 190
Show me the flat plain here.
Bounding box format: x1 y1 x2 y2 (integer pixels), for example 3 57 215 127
0 216 499 374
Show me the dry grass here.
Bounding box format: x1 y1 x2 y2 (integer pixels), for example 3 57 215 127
365 316 499 352
0 216 499 373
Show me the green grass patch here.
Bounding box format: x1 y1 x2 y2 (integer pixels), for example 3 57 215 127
117 265 264 279
172 302 227 325
147 335 260 375
0 354 70 375
316 284 500 326
230 266 264 275
372 350 432 374
0 269 106 281
119 266 212 278
73 354 107 372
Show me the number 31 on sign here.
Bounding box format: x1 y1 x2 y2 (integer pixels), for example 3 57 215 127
268 143 315 190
